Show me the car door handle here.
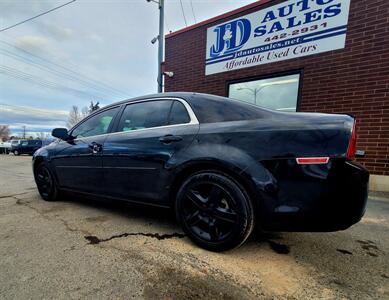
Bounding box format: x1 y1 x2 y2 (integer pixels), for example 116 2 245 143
89 142 102 154
159 135 183 144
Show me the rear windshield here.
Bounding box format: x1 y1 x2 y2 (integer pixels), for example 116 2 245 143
190 96 269 123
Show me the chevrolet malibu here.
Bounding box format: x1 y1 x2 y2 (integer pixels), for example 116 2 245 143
33 93 369 251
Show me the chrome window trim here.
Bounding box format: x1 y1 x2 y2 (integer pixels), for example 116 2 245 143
118 97 198 126
70 97 199 141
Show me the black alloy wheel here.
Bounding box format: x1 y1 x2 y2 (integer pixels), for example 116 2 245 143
176 171 255 252
34 162 58 201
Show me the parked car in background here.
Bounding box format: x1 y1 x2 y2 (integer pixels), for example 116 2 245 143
10 140 21 150
32 92 369 251
12 139 43 155
0 141 11 154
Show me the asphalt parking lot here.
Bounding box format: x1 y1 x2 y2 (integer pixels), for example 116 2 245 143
0 155 388 299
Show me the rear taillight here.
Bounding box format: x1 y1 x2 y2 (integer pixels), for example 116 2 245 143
346 120 357 160
296 157 330 165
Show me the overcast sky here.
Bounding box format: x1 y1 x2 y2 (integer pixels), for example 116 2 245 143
0 0 255 135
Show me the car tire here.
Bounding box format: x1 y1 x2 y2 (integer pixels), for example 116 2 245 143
14 150 19 156
34 162 59 201
175 171 255 252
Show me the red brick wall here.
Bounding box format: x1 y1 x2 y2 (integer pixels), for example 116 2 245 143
165 0 389 176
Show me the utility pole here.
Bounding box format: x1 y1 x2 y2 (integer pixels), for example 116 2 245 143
22 125 26 139
147 0 164 93
157 0 164 93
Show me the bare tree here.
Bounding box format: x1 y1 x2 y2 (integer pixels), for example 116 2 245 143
0 125 10 141
37 132 49 141
81 106 89 118
67 106 83 129
67 102 100 129
89 101 100 113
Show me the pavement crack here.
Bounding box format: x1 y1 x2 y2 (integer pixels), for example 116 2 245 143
84 232 186 245
14 195 91 236
0 191 31 199
336 249 353 255
13 194 181 246
60 217 91 235
356 239 384 257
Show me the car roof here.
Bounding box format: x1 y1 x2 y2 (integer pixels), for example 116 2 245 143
92 92 277 125
99 92 265 112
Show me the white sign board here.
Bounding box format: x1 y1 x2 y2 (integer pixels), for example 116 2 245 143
205 0 351 75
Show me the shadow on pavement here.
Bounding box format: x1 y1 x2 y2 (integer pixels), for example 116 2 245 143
48 191 388 299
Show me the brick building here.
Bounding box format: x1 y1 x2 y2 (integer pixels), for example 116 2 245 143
164 0 389 191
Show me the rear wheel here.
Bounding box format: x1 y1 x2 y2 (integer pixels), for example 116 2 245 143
14 150 19 156
34 162 58 201
175 171 255 252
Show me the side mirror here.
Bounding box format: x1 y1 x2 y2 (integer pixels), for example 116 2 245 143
52 128 69 141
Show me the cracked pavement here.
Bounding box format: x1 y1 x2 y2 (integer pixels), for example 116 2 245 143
0 156 388 299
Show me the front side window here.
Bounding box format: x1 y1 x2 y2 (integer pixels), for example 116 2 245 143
228 73 300 112
71 107 119 138
118 100 172 132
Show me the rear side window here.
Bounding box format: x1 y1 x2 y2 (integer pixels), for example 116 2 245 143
169 101 190 125
190 96 268 123
118 100 172 132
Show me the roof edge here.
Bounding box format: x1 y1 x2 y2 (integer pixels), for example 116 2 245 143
165 0 273 39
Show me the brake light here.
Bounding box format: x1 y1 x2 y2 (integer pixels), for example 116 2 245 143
346 120 357 160
296 157 330 165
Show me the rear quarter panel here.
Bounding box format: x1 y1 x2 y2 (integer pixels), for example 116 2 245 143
178 112 365 231
196 113 354 161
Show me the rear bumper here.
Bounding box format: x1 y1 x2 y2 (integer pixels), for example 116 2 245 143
259 160 369 232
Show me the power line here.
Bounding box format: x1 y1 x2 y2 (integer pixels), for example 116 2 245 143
0 40 129 97
0 48 119 99
0 102 67 115
0 0 77 33
190 0 197 24
179 0 188 27
0 65 100 99
0 66 95 99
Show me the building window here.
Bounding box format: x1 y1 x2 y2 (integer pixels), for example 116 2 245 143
228 73 300 112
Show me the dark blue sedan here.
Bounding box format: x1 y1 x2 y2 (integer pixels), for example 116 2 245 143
33 93 369 251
